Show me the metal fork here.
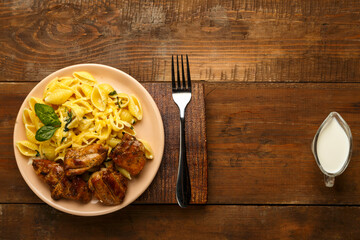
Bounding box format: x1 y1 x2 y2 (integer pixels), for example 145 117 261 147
171 55 192 208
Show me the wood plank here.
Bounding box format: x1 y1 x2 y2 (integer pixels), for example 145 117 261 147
1 0 360 83
3 82 360 204
205 82 360 204
1 204 360 239
1 82 207 204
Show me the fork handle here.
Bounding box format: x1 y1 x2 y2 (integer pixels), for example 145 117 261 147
176 117 191 208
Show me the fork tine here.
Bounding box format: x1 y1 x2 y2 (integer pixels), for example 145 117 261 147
171 55 175 90
181 55 186 88
176 55 181 88
186 54 191 90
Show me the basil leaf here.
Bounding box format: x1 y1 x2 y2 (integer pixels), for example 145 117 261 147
35 103 61 127
35 126 58 141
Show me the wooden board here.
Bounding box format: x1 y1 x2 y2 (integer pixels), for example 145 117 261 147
0 82 207 204
1 204 360 239
138 82 207 203
1 0 360 83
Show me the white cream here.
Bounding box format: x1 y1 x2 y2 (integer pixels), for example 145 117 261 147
316 117 350 174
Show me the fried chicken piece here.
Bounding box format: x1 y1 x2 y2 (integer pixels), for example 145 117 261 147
88 166 128 205
32 159 92 203
51 176 92 202
64 144 108 177
32 158 64 186
109 133 147 176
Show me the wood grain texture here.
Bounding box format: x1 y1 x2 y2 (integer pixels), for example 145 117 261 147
0 82 207 204
4 82 360 204
1 204 360 240
205 82 360 204
1 0 360 82
2 0 360 237
138 82 207 204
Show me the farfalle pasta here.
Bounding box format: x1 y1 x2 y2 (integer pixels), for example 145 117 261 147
16 71 153 162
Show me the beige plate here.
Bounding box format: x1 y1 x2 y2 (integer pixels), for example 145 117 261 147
13 64 165 216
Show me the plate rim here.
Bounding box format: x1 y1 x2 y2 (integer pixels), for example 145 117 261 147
13 63 165 216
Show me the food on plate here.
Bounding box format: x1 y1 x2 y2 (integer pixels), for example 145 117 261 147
16 71 154 206
88 164 128 205
17 71 146 161
64 144 108 177
110 133 147 176
32 159 92 203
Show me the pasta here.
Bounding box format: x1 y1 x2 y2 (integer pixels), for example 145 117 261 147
16 71 154 163
128 95 143 120
16 141 39 157
29 97 45 112
138 139 154 159
44 89 73 105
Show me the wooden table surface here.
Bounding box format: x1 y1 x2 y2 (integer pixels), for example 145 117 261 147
2 0 360 239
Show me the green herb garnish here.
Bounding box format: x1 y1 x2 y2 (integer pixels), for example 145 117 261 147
116 97 121 108
108 90 117 96
64 109 73 132
35 126 58 141
60 137 66 143
35 150 40 157
35 103 61 128
34 103 61 141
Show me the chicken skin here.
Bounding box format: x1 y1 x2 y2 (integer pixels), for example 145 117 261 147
88 166 128 205
64 144 108 177
32 159 92 203
109 133 147 176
